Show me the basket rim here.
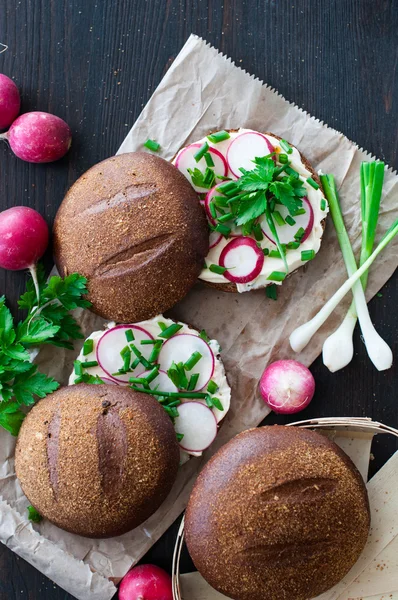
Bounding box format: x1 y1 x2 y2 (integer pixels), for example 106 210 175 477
172 416 398 600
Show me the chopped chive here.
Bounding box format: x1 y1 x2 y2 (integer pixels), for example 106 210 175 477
187 373 200 390
130 344 142 359
262 247 270 256
203 167 215 186
218 211 234 223
269 199 276 213
73 376 84 384
293 207 306 216
131 357 141 370
144 366 160 383
123 354 132 372
301 249 316 261
199 329 210 342
287 241 300 249
273 211 286 226
285 215 296 226
167 363 181 389
129 376 147 384
204 152 215 167
216 181 238 196
144 139 160 152
280 139 293 154
158 323 183 339
267 271 287 282
215 223 231 237
284 165 299 179
140 339 157 345
83 339 94 356
205 395 213 408
294 227 306 241
27 505 43 523
125 329 135 342
82 360 99 369
120 345 131 357
207 380 219 394
176 362 188 389
269 249 281 258
130 386 208 399
213 195 229 207
157 321 167 331
209 201 217 219
215 174 231 181
320 198 327 211
74 360 83 376
253 223 264 241
184 351 202 371
306 177 319 190
194 142 209 162
207 130 230 143
209 264 228 274
148 341 162 363
278 153 288 164
266 284 278 300
211 397 224 411
176 432 184 442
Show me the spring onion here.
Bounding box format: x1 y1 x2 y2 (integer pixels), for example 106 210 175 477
253 223 264 241
216 181 238 196
148 341 162 363
204 152 215 167
125 329 134 342
290 217 398 353
184 351 202 371
207 130 230 143
187 373 200 390
130 386 208 399
218 211 233 223
82 360 99 369
158 323 183 339
294 227 305 241
74 360 83 376
269 250 281 258
207 380 219 394
144 366 160 384
301 249 315 261
287 241 300 250
194 142 209 162
266 284 278 300
144 139 160 152
209 264 227 274
83 339 94 356
280 139 293 154
285 215 296 226
320 198 327 211
215 224 231 237
273 211 285 227
278 153 288 164
306 177 319 190
267 271 287 282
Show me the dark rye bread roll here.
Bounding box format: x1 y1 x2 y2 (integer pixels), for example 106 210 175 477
15 385 180 538
185 426 370 600
53 152 209 323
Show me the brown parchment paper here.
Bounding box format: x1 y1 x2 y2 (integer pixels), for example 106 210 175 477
0 34 398 600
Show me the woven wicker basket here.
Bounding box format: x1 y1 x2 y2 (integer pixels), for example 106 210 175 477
171 417 398 600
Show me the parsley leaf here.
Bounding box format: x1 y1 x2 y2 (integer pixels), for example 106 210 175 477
0 402 25 436
12 366 59 406
269 179 304 215
235 192 267 226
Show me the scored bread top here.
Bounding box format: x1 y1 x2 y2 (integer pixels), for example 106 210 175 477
15 385 180 538
53 152 209 322
185 425 370 600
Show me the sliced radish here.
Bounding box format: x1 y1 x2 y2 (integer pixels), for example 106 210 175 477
96 325 154 383
261 197 314 245
209 230 222 250
139 369 178 393
175 402 217 453
158 334 214 391
219 236 264 283
174 144 228 193
204 184 227 226
226 132 275 178
101 377 119 385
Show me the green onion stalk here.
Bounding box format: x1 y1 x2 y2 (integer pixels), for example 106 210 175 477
320 166 392 371
289 216 398 354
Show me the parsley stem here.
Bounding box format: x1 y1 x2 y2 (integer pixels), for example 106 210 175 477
265 204 288 273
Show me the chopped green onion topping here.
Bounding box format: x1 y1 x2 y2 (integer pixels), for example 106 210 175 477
306 177 319 190
83 339 94 356
199 329 210 342
320 198 327 211
144 139 160 152
253 223 264 241
285 215 296 226
287 241 300 249
266 284 278 300
278 153 288 164
187 373 200 390
216 181 238 196
148 341 162 363
158 323 183 339
301 249 316 261
267 271 287 282
129 376 147 384
269 249 281 258
144 366 160 383
218 212 234 223
176 432 184 442
203 167 216 186
74 360 83 376
209 264 228 274
82 360 99 369
120 345 131 358
273 211 286 227
213 195 229 208
210 397 224 411
215 223 231 237
207 130 230 143
204 152 215 167
284 165 299 179
130 344 142 359
263 247 270 256
280 139 293 154
130 386 208 399
140 339 157 345
27 505 43 523
131 357 141 370
293 207 306 216
184 351 202 371
125 329 135 342
194 142 209 163
158 322 167 331
294 227 306 241
209 201 217 219
207 380 219 394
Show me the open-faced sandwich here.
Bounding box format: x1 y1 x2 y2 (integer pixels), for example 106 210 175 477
174 129 329 292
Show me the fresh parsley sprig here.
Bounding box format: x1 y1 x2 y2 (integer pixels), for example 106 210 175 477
0 265 91 435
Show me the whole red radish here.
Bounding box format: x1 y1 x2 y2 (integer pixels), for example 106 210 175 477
0 74 20 130
119 564 173 600
0 111 72 163
259 359 315 414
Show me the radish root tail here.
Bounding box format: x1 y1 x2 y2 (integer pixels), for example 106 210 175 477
29 264 40 304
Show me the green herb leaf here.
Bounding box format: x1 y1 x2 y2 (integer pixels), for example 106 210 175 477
27 505 43 523
12 367 59 406
0 402 25 436
235 191 267 226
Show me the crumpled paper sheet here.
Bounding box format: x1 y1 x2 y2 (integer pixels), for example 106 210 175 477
1 33 398 600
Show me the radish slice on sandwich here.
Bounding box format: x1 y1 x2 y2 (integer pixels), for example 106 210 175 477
219 236 264 283
96 325 154 383
175 144 228 193
209 231 222 249
227 132 275 178
175 402 218 453
139 369 179 393
204 185 224 226
100 377 119 385
158 334 215 391
261 197 314 245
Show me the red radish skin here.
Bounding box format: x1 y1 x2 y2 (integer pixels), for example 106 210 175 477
261 197 314 245
118 564 173 600
100 377 119 385
0 206 49 271
175 143 228 192
2 111 72 163
209 230 222 250
227 132 275 178
259 359 315 414
0 74 20 130
219 236 264 283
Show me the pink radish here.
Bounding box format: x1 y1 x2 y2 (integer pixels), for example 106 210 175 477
139 369 178 393
259 359 315 414
0 206 49 300
204 184 226 226
101 377 119 385
0 74 20 130
118 564 173 600
209 230 222 250
261 197 314 245
219 236 264 283
96 325 154 383
226 132 274 178
175 143 228 192
158 334 214 391
175 402 217 452
0 111 72 163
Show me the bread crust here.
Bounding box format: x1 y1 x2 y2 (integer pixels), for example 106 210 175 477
15 385 180 538
53 152 209 322
185 425 370 600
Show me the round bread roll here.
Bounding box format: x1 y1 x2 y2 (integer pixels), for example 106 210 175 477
15 384 180 538
53 152 209 322
185 425 370 600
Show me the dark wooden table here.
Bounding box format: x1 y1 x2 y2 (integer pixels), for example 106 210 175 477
0 0 397 597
